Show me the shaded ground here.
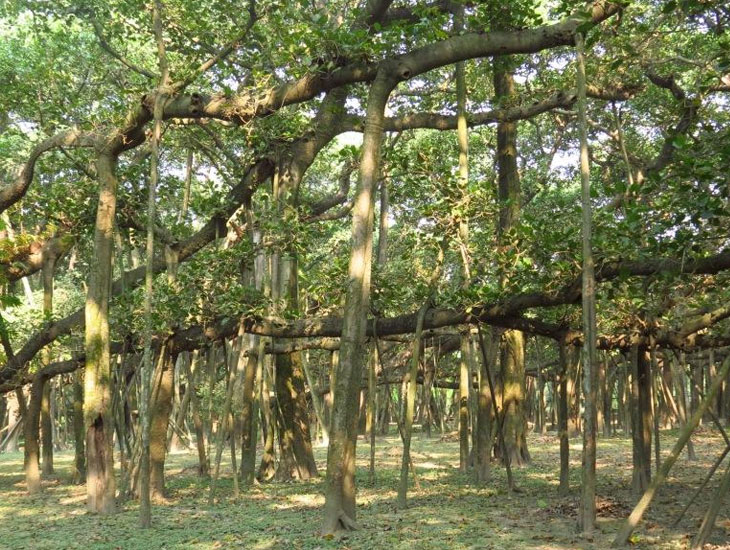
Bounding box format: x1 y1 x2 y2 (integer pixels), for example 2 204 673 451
0 428 728 549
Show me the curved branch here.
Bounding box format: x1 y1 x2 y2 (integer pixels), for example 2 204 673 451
0 129 96 214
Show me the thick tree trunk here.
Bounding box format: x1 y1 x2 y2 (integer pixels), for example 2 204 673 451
493 56 530 467
269 91 346 481
240 335 263 485
454 4 473 477
649 345 661 470
149 346 174 501
72 370 85 483
40 249 57 476
576 32 598 534
631 346 652 494
567 354 581 437
322 67 398 534
459 332 471 472
256 354 276 482
274 352 318 480
40 381 53 475
84 151 118 515
475 325 506 488
558 342 572 496
500 330 530 466
24 375 43 494
638 350 653 481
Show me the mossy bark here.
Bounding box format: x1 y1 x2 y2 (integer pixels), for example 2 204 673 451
493 57 530 467
322 68 398 534
84 151 118 515
149 346 174 501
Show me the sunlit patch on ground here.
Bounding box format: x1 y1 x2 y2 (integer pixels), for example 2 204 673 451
0 430 727 549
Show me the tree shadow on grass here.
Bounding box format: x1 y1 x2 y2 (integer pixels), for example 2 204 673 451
0 431 727 549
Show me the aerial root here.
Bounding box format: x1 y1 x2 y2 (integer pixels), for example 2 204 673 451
337 509 359 531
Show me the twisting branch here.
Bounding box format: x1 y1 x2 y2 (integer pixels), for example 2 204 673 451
642 69 698 176
303 160 356 220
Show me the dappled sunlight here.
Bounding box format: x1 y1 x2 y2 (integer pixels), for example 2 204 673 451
0 430 727 549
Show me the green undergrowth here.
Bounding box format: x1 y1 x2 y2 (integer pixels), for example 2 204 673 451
0 429 728 550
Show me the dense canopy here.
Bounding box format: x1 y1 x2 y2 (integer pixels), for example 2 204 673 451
1 0 730 548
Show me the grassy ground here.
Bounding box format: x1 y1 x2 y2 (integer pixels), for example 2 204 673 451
0 429 728 550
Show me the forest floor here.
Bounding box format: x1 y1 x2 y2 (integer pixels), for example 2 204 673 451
0 428 728 550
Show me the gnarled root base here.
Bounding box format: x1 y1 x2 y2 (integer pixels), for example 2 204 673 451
322 509 359 535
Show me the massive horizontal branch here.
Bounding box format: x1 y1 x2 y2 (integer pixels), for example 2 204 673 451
7 277 729 394
109 2 619 150
1 80 632 285
167 249 730 349
0 1 624 382
1 2 620 215
342 84 639 133
568 303 730 351
0 235 74 284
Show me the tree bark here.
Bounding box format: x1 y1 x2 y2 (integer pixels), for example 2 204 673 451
149 345 174 500
397 302 429 508
40 380 53 476
72 369 85 482
475 328 497 485
673 352 697 460
630 345 650 494
558 342 572 496
576 32 598 534
210 331 246 503
84 151 118 515
184 352 209 477
24 375 43 494
240 335 263 485
40 247 57 476
140 6 169 519
256 353 276 481
274 351 318 480
322 66 399 534
459 331 471 472
493 55 530 467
